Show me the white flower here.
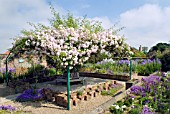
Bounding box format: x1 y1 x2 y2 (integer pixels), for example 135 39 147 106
36 42 40 46
129 51 134 55
70 61 73 65
92 33 97 39
64 62 68 66
63 58 66 61
67 55 72 59
112 104 116 107
25 41 29 46
32 41 36 45
122 105 126 109
14 24 129 68
115 105 120 109
51 52 55 55
69 66 73 70
84 57 89 61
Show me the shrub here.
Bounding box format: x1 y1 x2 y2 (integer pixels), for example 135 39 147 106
160 51 170 72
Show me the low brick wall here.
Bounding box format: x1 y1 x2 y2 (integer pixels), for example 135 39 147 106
54 81 123 108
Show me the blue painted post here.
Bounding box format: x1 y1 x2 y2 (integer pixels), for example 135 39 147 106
67 65 70 110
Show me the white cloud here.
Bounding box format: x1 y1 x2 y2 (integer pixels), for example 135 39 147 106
120 4 170 49
90 16 113 29
0 0 66 53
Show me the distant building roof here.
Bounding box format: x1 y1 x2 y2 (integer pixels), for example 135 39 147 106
4 51 10 55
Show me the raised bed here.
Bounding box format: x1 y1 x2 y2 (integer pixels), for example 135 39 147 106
79 72 130 81
54 81 124 108
125 79 139 90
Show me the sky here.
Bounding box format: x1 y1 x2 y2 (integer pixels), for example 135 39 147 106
0 0 170 53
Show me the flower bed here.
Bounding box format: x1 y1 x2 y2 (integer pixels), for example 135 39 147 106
80 72 130 81
80 58 161 77
108 72 170 114
17 88 58 103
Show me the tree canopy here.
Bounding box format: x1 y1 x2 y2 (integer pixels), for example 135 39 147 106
11 8 130 70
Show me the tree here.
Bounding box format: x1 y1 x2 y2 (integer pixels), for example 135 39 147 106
11 10 130 71
147 43 170 58
160 48 170 71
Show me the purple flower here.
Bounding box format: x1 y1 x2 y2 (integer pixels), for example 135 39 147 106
156 59 161 64
140 59 153 65
16 88 45 102
142 106 154 114
162 72 166 77
142 76 161 88
142 93 146 97
130 86 145 95
153 96 156 102
144 100 150 104
0 68 16 74
131 105 135 108
117 60 130 65
162 92 164 96
0 105 16 111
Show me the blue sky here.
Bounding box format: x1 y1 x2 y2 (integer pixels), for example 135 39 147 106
0 0 170 53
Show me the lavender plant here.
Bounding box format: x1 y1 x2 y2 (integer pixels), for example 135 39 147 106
16 88 45 102
0 105 16 111
81 58 161 76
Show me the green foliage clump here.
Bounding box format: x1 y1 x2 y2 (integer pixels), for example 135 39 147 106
129 108 141 114
136 60 161 76
76 91 83 96
101 86 123 96
132 51 146 57
48 68 57 76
